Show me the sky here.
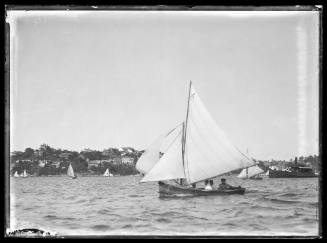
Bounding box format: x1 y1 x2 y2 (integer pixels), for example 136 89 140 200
7 10 320 160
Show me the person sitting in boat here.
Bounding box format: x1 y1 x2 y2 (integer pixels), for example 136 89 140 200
188 183 196 188
204 180 213 191
218 178 233 190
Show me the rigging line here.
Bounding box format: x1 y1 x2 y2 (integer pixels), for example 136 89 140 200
153 122 184 145
161 127 182 157
162 125 183 155
141 122 183 156
234 146 257 165
166 122 184 137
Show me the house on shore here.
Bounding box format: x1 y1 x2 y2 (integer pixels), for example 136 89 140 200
112 157 122 164
50 160 62 168
121 157 134 164
88 160 102 169
38 160 48 167
59 152 72 160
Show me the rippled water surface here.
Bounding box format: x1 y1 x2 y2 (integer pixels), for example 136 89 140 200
9 175 319 236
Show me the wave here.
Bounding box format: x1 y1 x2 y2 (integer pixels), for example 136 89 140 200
74 199 87 204
128 194 144 198
97 209 111 214
249 204 289 211
261 197 302 204
122 224 133 228
156 218 171 223
61 217 76 220
90 224 111 231
44 215 59 219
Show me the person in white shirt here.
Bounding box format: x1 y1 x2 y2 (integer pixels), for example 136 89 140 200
204 180 213 191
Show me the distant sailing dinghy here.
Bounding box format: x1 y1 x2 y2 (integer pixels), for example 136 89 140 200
14 171 20 177
103 168 113 177
67 163 77 179
22 169 28 178
136 81 257 196
237 165 264 180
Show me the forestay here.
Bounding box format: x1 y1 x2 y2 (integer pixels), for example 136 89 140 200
183 86 256 184
237 165 264 179
141 130 186 182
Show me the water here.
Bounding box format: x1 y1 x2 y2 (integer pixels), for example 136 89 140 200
9 175 319 236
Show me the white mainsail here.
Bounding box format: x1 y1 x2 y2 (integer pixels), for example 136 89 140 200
183 86 256 184
67 163 75 178
141 82 256 184
14 171 19 177
103 168 110 177
237 165 264 179
141 130 185 182
265 170 269 176
136 124 182 175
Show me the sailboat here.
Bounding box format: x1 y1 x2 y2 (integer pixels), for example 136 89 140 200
237 165 264 180
67 163 77 179
265 170 269 176
103 168 113 177
14 171 20 177
22 169 28 178
136 81 257 196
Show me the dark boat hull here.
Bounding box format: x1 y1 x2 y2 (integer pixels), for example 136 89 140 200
249 177 263 180
268 169 317 178
158 181 245 196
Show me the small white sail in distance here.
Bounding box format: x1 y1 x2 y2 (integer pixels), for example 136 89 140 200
265 170 269 176
103 168 110 177
22 170 28 177
237 165 264 179
14 171 19 177
67 163 75 178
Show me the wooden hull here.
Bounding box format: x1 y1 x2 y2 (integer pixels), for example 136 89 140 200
158 181 245 197
268 169 317 178
249 177 263 180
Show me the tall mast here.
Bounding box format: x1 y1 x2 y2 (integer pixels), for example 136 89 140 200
182 81 192 181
